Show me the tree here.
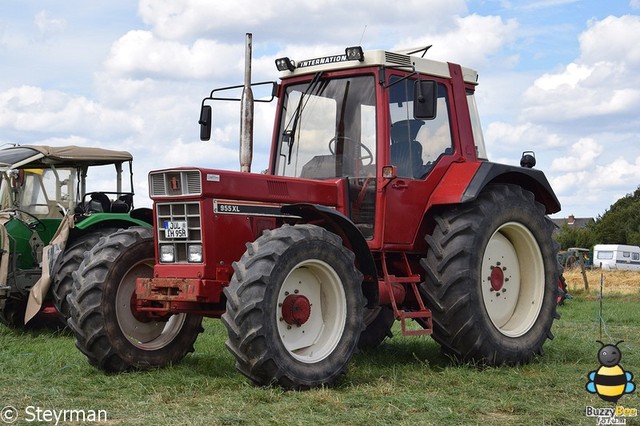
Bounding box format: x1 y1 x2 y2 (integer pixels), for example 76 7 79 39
554 185 640 249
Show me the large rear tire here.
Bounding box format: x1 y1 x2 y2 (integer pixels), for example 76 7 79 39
51 228 118 321
222 224 365 389
67 227 203 372
421 184 559 365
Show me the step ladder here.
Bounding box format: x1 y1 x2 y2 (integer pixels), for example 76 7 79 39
379 252 432 336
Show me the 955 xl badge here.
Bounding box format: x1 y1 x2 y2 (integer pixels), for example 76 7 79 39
213 200 298 218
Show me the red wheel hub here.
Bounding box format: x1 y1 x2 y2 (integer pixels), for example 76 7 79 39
490 266 505 291
281 294 311 326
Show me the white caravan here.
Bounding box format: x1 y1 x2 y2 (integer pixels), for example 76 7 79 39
593 244 640 271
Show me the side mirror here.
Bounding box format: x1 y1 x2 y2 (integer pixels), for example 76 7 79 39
199 105 212 141
413 80 437 120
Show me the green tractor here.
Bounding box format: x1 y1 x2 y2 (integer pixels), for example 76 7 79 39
0 145 152 328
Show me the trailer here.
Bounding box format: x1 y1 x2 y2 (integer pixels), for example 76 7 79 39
593 244 640 271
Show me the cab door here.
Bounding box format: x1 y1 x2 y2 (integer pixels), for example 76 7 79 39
382 76 455 246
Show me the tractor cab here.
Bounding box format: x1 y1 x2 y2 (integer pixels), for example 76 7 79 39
268 49 488 245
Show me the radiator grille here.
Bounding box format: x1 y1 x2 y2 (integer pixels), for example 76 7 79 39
156 202 202 263
149 170 202 197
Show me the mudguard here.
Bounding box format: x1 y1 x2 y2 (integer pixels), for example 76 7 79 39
430 162 561 214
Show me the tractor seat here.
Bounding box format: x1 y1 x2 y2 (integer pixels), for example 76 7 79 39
390 119 425 178
86 192 111 213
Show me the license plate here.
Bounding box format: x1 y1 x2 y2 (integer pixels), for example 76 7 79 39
164 221 187 238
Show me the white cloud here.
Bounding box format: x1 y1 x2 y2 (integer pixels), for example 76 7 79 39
550 138 602 172
0 86 143 137
485 121 563 149
105 31 243 80
394 14 519 68
34 10 66 35
137 0 467 45
632 0 640 9
522 15 640 125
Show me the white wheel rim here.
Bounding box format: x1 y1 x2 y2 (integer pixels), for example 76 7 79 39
115 259 187 350
276 259 347 363
481 222 545 337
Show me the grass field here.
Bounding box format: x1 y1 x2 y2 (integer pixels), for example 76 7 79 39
0 271 638 425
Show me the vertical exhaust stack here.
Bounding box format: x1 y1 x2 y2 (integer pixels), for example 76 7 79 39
240 33 254 173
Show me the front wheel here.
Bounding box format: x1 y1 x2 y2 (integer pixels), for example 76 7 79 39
67 227 203 372
222 224 365 389
421 184 559 365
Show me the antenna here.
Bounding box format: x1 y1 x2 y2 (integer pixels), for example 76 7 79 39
358 25 368 46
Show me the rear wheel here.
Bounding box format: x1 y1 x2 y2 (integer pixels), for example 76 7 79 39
421 184 559 365
67 227 203 372
222 224 365 389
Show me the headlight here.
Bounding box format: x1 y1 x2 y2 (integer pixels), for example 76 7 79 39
160 245 175 263
188 244 203 263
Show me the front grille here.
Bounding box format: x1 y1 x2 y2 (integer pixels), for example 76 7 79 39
156 202 202 263
149 170 202 197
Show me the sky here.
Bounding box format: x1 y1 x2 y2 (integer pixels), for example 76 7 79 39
1 0 639 219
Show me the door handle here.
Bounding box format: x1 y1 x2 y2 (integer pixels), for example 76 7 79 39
391 180 408 190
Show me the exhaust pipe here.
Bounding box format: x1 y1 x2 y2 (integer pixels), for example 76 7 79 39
240 33 254 173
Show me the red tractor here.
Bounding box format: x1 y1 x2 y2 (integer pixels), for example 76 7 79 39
67 35 561 389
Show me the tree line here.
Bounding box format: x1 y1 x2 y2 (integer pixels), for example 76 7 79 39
555 185 640 250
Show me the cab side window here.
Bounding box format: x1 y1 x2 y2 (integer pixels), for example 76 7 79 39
388 77 452 179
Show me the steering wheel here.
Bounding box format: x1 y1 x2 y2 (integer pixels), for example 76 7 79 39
328 136 373 166
15 209 46 232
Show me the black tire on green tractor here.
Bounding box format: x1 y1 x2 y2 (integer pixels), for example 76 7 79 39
51 228 118 321
0 298 27 329
421 183 559 365
222 224 365 389
67 226 203 372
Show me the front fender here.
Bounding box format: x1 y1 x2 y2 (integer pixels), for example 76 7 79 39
281 203 378 307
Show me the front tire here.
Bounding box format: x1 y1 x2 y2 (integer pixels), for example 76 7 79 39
222 224 365 389
421 184 559 365
67 227 203 372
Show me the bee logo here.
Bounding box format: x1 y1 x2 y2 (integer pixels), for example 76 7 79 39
586 340 636 403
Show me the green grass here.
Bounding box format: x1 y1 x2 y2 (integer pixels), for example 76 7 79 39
1 292 639 425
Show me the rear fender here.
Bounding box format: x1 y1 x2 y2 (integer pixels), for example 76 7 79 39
281 203 378 307
74 209 153 231
430 162 561 214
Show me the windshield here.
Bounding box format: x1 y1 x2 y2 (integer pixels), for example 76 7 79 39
0 167 75 217
275 75 377 179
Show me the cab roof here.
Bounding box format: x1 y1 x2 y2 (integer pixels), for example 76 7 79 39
0 145 133 170
277 48 479 85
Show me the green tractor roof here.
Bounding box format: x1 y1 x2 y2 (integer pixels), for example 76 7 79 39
0 145 133 170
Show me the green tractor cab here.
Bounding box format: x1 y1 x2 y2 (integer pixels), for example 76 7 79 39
0 145 151 328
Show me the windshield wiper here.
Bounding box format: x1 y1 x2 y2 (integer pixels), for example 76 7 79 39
283 72 324 164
